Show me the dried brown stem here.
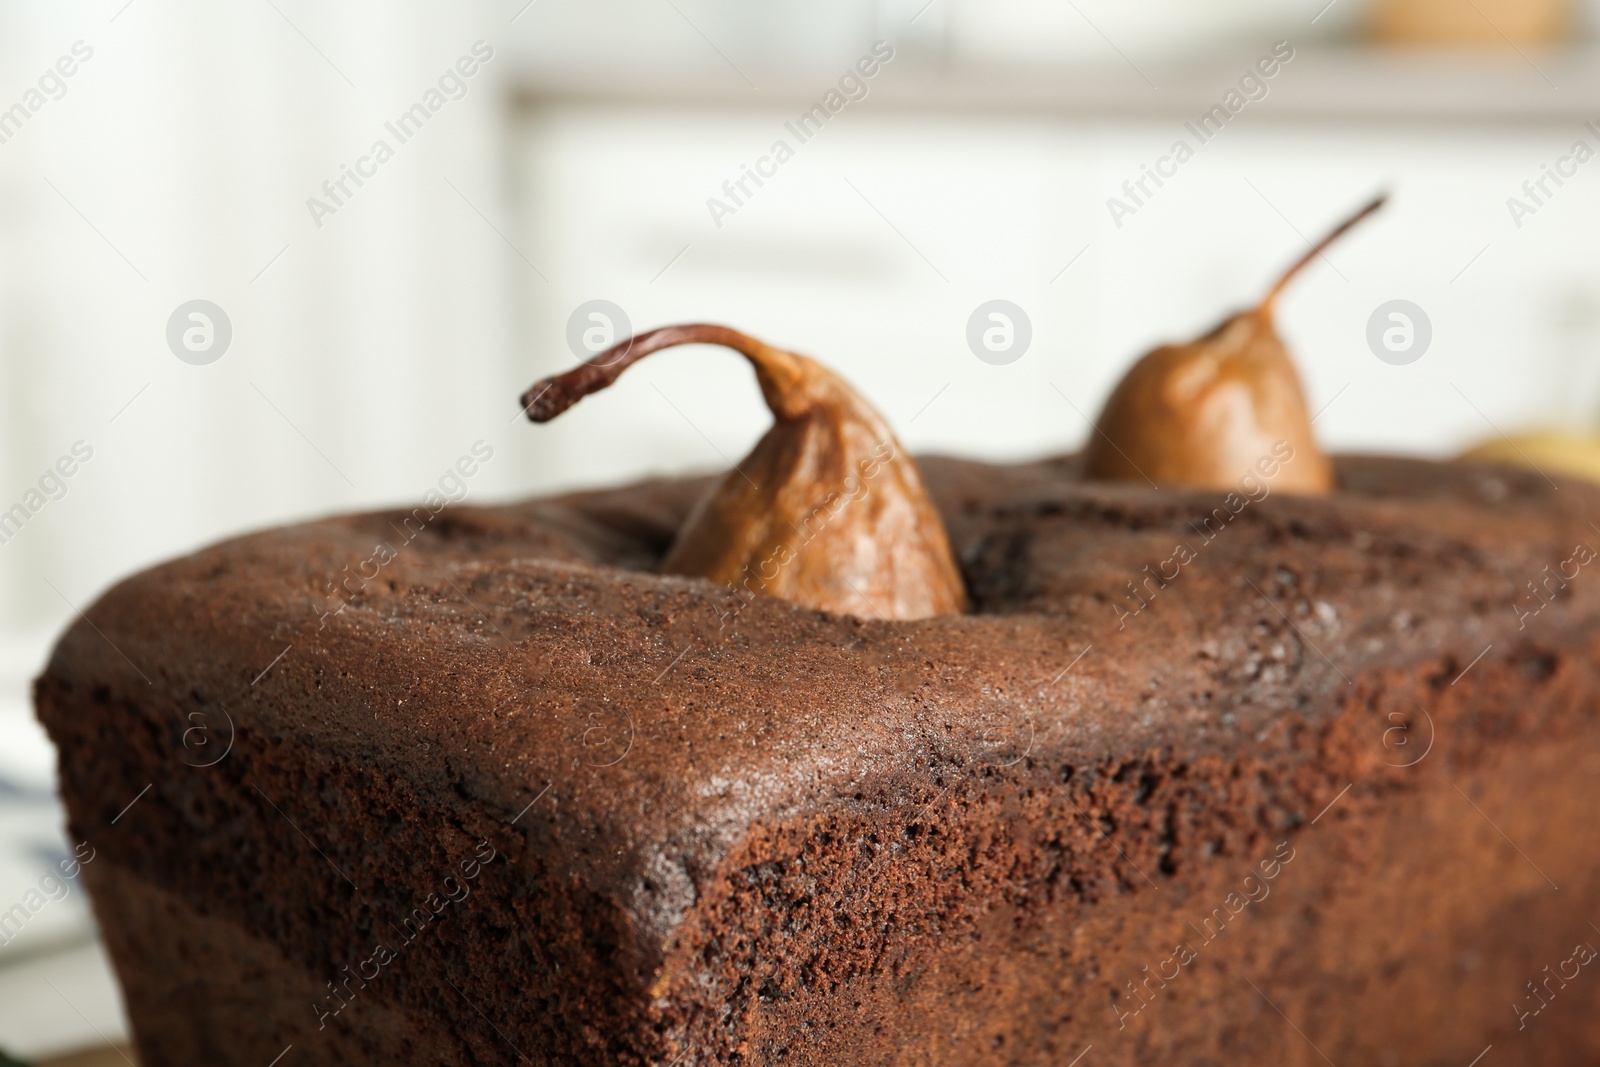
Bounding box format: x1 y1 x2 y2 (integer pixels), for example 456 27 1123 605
1260 193 1388 313
521 324 810 423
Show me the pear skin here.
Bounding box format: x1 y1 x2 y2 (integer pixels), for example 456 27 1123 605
1085 195 1386 494
523 324 969 621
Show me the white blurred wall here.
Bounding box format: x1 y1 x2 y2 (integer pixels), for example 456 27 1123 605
512 107 1600 498
0 0 517 644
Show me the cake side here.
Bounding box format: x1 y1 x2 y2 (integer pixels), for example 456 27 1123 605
655 648 1600 1063
36 454 1600 1064
646 454 1600 1062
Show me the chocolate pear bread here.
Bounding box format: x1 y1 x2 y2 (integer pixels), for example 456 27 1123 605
34 443 1600 1064
35 226 1600 1066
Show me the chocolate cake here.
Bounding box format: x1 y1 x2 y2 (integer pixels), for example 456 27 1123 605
34 450 1600 1065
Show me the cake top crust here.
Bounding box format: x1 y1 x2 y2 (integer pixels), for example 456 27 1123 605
41 453 1600 944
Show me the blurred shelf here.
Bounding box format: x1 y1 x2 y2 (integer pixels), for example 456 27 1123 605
511 45 1600 123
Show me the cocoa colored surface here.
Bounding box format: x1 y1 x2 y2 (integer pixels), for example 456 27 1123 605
34 453 1600 1064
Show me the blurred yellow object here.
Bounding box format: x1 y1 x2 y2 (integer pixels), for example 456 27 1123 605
1461 431 1600 484
1370 0 1570 44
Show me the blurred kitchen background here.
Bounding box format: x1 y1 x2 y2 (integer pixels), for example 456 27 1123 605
4 0 1600 1058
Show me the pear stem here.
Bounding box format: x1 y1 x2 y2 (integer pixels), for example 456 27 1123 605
1260 193 1388 314
521 324 802 422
